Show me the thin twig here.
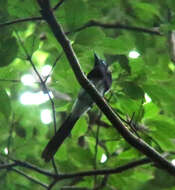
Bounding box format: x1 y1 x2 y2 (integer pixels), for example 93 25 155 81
7 114 15 157
94 113 102 169
11 168 48 189
67 20 162 36
58 158 151 178
0 154 57 177
0 0 65 28
94 120 100 187
0 16 42 28
48 179 57 190
94 112 102 188
15 31 58 174
0 79 21 83
47 89 57 134
13 159 55 177
127 113 141 138
60 187 90 190
53 0 66 10
52 158 59 174
44 52 63 83
0 158 48 188
101 138 119 143
94 175 108 190
94 125 100 170
95 120 111 128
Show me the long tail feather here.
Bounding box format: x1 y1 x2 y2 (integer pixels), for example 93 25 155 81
42 114 78 162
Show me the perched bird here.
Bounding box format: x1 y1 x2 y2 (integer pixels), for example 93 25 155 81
42 53 112 162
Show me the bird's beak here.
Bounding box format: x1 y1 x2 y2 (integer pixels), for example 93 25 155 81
94 53 100 65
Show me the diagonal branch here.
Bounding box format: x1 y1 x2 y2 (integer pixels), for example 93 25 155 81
37 0 175 176
13 159 56 177
11 168 48 189
0 158 48 189
15 31 58 175
0 154 57 177
53 0 66 10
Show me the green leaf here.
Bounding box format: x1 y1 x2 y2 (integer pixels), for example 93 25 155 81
8 0 38 17
117 55 131 74
121 82 144 99
145 117 175 151
134 2 160 16
0 37 18 67
86 136 105 163
0 89 11 120
116 94 143 117
55 103 70 112
15 125 26 138
75 28 105 46
68 147 94 167
64 0 88 30
143 84 175 114
131 1 160 22
117 149 139 160
145 117 175 138
102 35 134 54
72 117 88 138
106 141 119 154
25 34 40 55
151 129 175 151
143 84 171 103
143 102 159 118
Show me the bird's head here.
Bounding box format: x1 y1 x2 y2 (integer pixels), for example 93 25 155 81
94 53 108 67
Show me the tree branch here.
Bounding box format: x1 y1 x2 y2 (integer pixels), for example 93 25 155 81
0 154 56 177
0 156 151 179
48 158 151 189
0 16 162 38
11 168 48 189
0 0 65 28
53 0 66 11
0 158 48 189
13 159 56 177
0 157 153 190
0 163 17 170
94 175 108 190
57 158 151 179
37 0 175 176
0 79 21 83
0 16 42 28
67 20 162 36
15 31 58 174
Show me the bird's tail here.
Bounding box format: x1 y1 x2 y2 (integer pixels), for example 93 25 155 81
42 114 78 162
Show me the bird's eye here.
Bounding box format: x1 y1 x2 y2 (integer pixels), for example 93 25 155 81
102 60 107 65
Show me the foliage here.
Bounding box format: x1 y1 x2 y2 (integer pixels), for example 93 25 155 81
0 0 175 189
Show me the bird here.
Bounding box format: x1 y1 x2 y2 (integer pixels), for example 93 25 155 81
42 53 112 162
